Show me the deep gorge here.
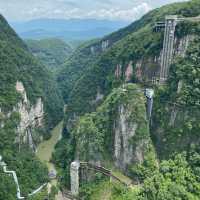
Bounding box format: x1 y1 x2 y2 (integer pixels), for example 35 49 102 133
0 0 200 200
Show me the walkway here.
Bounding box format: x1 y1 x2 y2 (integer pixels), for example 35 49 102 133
0 155 47 199
80 162 133 187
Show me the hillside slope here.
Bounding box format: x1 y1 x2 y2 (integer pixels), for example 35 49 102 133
54 0 200 199
57 0 200 102
0 14 63 199
57 9 161 102
26 38 72 71
59 0 200 114
59 0 200 148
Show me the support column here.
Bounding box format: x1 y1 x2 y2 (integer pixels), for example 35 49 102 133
145 89 154 120
70 161 80 197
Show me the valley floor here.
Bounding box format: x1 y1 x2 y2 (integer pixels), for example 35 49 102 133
36 121 69 200
36 121 63 168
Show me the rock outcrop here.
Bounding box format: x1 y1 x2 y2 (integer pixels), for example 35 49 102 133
175 35 195 57
73 84 152 172
14 81 44 150
121 34 195 84
125 61 133 82
113 86 151 170
114 105 138 170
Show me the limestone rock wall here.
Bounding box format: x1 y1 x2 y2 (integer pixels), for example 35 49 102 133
175 35 195 57
114 105 139 170
14 81 44 150
115 34 195 84
112 86 150 171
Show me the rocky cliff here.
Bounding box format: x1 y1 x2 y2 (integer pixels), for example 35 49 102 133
14 81 44 150
0 14 63 198
54 1 200 197
152 35 200 158
72 84 153 171
62 8 200 163
114 105 143 170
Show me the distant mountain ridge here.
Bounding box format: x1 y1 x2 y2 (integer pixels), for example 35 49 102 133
10 18 130 41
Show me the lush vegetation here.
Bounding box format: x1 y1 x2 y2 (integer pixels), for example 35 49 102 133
53 84 152 188
56 0 200 159
73 83 150 161
52 136 75 188
0 173 17 200
0 105 49 199
56 38 100 102
80 147 200 200
53 1 200 199
57 0 200 106
0 14 63 199
0 15 63 128
1 0 200 199
152 35 200 158
26 38 72 72
57 0 200 121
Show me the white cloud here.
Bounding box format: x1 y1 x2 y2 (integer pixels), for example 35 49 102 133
113 3 151 20
0 0 187 22
84 3 151 21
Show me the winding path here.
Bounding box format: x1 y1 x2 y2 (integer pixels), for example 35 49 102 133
0 155 47 199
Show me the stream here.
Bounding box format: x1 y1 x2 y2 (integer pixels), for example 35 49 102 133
36 121 68 200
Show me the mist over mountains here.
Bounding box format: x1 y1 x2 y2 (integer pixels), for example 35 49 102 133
10 18 130 41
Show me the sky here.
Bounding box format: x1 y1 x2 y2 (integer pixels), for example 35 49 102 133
0 0 188 22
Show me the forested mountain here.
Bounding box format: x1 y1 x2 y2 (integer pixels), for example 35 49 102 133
0 14 63 199
1 0 200 199
26 38 72 71
54 0 200 199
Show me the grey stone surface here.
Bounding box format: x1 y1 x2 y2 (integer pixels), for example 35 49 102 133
70 161 80 196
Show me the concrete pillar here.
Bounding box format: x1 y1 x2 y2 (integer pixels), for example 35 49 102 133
70 161 80 196
145 89 154 120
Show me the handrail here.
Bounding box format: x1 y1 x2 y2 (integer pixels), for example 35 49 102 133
0 155 47 199
80 162 130 187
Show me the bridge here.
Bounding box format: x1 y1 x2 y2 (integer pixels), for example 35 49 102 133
68 88 154 199
70 161 133 198
80 162 130 186
155 15 200 84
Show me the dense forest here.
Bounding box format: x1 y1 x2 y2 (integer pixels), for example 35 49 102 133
26 38 72 72
0 0 200 200
0 14 63 199
54 0 200 199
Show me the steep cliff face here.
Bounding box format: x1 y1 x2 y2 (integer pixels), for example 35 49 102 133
152 36 200 158
57 4 164 103
0 13 63 141
114 105 142 170
72 84 153 171
14 81 44 150
62 0 200 126
64 24 199 165
0 14 63 198
121 34 195 84
54 1 200 198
